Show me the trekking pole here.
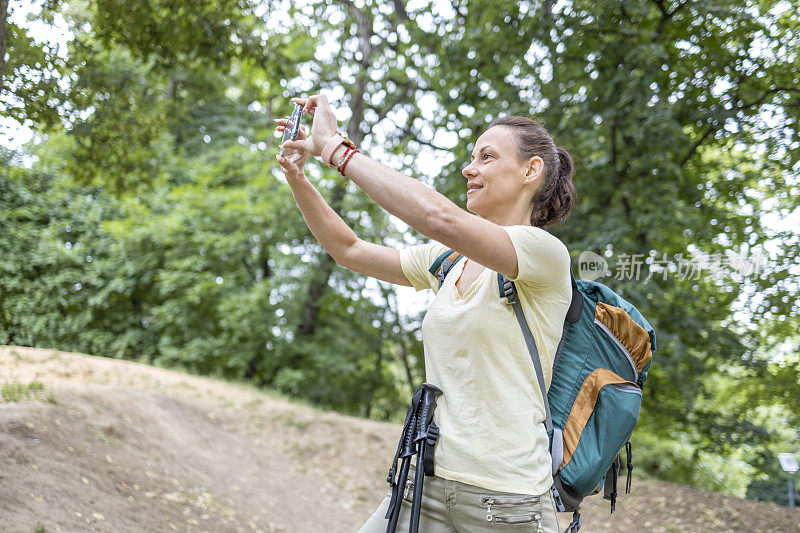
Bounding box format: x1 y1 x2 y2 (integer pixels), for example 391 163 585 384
408 383 443 533
385 388 423 533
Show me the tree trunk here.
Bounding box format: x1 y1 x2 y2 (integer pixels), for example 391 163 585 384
363 346 384 418
381 284 418 394
244 248 272 380
244 354 260 381
0 0 9 93
292 183 346 347
291 2 374 354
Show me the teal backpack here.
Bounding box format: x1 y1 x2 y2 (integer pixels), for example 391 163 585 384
429 250 656 533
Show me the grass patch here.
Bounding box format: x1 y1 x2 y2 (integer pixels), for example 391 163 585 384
1 381 56 403
90 424 121 447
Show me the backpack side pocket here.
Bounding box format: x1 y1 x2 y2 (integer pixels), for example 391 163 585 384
559 368 642 496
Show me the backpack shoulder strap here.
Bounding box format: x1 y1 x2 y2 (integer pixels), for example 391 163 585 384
428 256 574 442
428 249 464 288
498 274 553 436
566 270 584 323
498 270 582 441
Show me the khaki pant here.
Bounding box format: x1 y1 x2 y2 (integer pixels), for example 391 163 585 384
359 467 560 533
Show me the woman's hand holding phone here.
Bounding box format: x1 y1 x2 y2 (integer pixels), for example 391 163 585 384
275 119 312 183
280 94 339 157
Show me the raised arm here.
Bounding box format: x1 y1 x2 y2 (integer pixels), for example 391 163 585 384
275 122 412 287
280 94 525 281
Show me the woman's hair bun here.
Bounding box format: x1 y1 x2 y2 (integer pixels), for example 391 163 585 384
556 146 574 181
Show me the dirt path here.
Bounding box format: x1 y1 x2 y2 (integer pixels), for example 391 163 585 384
1 346 798 532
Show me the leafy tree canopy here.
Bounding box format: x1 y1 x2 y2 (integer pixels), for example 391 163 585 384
1 0 798 504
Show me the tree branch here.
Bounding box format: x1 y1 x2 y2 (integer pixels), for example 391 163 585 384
667 1 690 18
334 0 374 68
392 0 410 22
366 81 414 125
378 282 416 394
738 86 799 111
677 85 798 167
620 1 633 22
648 0 668 18
392 121 451 152
679 124 718 167
333 0 375 144
610 121 619 181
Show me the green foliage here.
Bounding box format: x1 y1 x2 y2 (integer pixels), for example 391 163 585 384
0 4 67 127
412 0 800 504
1 0 798 506
90 0 265 69
1 380 52 403
62 41 174 194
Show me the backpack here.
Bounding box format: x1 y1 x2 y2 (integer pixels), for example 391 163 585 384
428 249 656 533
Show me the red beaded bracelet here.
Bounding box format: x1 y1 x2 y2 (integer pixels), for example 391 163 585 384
334 146 352 170
338 148 359 182
334 147 353 184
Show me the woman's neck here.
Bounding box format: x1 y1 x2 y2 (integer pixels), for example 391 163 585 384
481 211 532 227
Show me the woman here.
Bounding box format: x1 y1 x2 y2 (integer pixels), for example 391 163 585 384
276 94 575 533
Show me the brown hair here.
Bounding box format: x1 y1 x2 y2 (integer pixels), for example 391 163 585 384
487 116 576 228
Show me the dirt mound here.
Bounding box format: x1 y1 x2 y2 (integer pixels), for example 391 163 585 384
1 346 798 532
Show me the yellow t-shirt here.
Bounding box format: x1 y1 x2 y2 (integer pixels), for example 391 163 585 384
399 225 571 495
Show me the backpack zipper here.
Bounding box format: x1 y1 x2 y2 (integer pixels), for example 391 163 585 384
593 318 639 383
610 383 642 396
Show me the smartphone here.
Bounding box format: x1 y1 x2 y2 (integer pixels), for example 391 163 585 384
279 103 304 157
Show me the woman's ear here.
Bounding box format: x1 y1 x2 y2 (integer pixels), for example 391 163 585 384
525 156 544 182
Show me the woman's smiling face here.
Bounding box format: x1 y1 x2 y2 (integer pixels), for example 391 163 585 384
462 126 541 219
